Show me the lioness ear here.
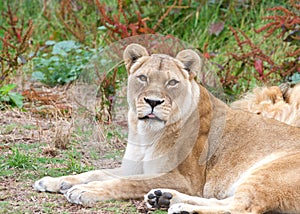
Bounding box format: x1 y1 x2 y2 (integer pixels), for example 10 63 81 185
176 49 202 79
123 43 149 72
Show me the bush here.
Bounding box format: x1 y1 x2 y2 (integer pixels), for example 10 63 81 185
32 40 98 86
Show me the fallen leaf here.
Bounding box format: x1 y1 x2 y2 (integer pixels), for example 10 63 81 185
208 21 225 36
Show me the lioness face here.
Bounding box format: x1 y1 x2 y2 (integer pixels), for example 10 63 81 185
124 44 201 132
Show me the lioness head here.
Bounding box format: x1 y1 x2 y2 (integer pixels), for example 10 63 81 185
123 44 202 133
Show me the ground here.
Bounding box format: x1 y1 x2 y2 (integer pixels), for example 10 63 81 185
0 86 165 214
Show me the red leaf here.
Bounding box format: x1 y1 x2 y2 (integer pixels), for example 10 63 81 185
203 52 211 59
254 59 264 76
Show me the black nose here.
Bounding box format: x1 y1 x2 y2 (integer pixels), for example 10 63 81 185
144 98 164 108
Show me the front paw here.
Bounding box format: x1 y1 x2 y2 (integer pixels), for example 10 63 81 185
145 189 178 209
33 176 74 193
65 184 101 205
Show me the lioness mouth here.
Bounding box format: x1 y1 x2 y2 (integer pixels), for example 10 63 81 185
139 114 164 122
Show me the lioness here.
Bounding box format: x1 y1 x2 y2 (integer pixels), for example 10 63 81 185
34 44 300 214
231 83 300 127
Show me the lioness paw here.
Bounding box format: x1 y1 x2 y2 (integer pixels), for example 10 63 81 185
64 184 101 205
145 189 180 209
33 176 74 193
33 176 61 193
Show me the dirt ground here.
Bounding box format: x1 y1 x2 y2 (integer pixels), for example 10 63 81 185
0 85 156 214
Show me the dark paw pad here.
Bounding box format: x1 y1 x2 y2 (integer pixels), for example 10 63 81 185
60 181 73 191
147 190 173 209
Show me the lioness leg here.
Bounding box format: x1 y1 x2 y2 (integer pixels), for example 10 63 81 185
33 168 123 193
147 152 300 214
228 152 300 214
64 172 193 205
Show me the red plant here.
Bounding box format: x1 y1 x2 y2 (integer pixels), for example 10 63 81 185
255 0 300 57
0 3 39 86
95 0 155 41
255 1 300 37
223 0 299 91
95 0 179 41
56 0 95 45
229 26 282 82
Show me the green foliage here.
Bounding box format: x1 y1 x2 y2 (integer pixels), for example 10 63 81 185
97 0 297 100
0 148 36 170
32 40 98 86
95 65 128 123
0 3 39 86
0 84 24 109
1 1 299 213
0 123 17 135
65 150 94 174
219 0 300 100
103 150 123 160
2 0 296 102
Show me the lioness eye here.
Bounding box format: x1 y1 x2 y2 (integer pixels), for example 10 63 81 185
168 79 179 86
137 75 147 82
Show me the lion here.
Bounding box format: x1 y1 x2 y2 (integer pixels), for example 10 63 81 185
231 83 300 127
33 44 300 214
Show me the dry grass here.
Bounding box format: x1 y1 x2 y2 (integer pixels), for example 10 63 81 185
0 85 160 213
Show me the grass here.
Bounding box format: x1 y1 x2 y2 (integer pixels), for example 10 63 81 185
0 0 295 213
0 123 18 135
154 0 295 100
1 0 293 99
0 109 149 213
16 0 293 100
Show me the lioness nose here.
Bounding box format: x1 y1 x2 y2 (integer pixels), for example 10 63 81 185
144 98 164 108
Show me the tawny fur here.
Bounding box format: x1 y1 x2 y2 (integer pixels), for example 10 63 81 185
33 44 300 214
231 83 300 127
